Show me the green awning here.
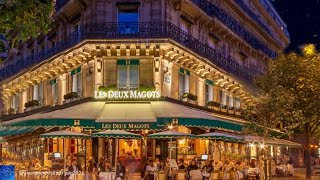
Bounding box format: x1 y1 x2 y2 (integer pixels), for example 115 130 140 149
0 126 38 137
157 118 243 132
197 132 243 142
91 130 142 139
40 130 90 139
8 119 95 128
147 130 195 139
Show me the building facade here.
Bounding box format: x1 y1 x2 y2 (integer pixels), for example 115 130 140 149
0 0 290 173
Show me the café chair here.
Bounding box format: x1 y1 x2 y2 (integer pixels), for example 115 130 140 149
158 172 167 180
210 172 219 180
176 170 186 180
189 170 202 180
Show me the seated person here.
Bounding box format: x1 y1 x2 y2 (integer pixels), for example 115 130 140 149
68 159 82 172
187 160 198 171
186 160 199 179
157 161 168 173
145 160 158 180
146 160 158 172
202 160 214 173
100 161 112 172
178 159 185 170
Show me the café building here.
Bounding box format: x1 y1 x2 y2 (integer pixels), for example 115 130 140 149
0 0 290 175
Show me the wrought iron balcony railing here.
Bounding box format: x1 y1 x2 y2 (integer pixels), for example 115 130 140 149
191 0 276 58
0 22 264 84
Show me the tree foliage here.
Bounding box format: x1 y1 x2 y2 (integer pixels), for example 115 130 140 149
0 0 53 47
253 45 320 135
249 44 320 179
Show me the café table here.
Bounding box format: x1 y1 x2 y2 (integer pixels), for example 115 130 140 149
99 172 116 180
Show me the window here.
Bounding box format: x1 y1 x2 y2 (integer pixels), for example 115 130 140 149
33 82 43 101
117 60 139 90
179 68 190 97
118 5 139 34
234 98 241 109
205 80 214 104
181 20 191 34
50 79 58 105
220 90 227 106
71 67 82 94
11 93 19 110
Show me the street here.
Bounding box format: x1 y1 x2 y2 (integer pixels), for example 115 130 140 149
274 168 320 180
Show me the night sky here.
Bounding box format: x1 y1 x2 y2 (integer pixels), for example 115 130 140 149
272 0 320 52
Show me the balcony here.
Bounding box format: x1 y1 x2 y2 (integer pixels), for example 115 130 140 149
0 22 264 84
190 0 276 58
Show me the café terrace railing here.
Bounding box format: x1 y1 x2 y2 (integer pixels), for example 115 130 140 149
0 22 264 84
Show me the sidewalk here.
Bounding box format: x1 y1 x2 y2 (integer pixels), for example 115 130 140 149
273 168 320 180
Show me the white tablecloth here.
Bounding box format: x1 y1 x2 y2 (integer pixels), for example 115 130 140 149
99 172 116 180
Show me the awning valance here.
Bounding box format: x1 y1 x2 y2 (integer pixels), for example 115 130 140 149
2 101 244 132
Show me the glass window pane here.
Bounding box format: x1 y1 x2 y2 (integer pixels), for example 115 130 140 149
33 84 39 100
118 65 127 89
179 73 185 97
77 73 82 93
118 9 139 34
205 84 209 104
39 82 44 100
72 75 77 92
129 65 139 88
185 75 189 93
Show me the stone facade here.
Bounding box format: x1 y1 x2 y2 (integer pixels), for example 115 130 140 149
0 0 289 119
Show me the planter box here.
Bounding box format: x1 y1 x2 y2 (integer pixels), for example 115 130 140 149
235 111 241 116
228 109 235 114
182 98 198 105
186 155 196 160
63 99 71 104
221 108 227 113
213 106 220 111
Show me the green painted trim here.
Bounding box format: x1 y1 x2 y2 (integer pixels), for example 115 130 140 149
7 119 95 128
206 79 214 86
130 59 140 65
50 79 57 85
71 67 82 75
117 59 126 65
157 118 243 132
179 68 184 74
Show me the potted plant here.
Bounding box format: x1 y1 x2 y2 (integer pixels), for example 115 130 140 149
206 101 220 110
235 108 241 115
182 93 198 105
186 151 197 159
24 100 40 111
98 84 117 92
8 108 15 114
228 107 235 114
63 92 79 103
139 85 156 92
221 105 228 112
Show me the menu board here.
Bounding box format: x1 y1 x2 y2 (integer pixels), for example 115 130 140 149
168 159 178 168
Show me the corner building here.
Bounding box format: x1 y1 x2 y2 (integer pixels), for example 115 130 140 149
0 0 290 174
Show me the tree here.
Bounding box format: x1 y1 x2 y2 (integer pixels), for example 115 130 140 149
249 44 320 179
0 0 53 48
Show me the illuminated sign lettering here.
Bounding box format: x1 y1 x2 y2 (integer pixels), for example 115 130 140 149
94 90 161 99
